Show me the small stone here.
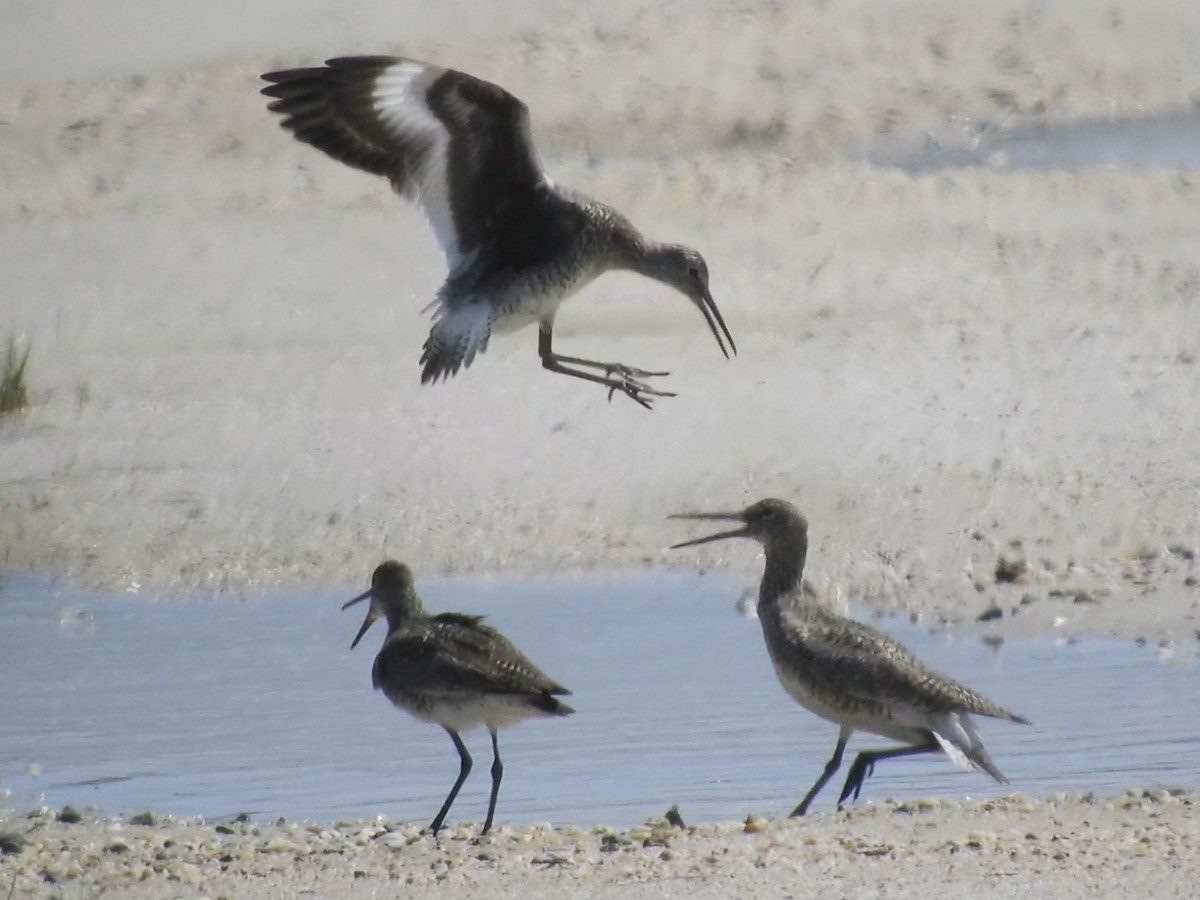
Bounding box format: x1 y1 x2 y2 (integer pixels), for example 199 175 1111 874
995 555 1028 583
261 837 303 854
129 811 156 826
743 815 766 834
107 840 130 853
977 604 1003 622
57 806 83 824
0 833 25 854
215 824 236 835
381 832 409 850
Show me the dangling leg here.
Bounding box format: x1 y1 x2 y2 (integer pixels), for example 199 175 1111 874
482 728 503 835
791 730 849 816
538 322 675 409
428 728 472 834
836 736 940 808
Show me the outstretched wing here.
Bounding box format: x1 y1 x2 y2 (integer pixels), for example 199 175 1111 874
261 55 549 274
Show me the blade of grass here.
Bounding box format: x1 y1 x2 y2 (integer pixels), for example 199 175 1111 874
0 336 31 416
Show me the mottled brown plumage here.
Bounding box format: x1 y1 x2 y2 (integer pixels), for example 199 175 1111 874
671 498 1029 814
343 560 572 834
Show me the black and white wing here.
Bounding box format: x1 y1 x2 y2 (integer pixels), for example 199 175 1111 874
261 55 550 275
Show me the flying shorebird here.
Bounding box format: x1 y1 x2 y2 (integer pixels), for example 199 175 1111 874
261 55 737 408
343 560 574 834
670 498 1029 814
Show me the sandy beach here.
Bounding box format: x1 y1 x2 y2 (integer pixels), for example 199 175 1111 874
2 0 1200 895
3 791 1199 899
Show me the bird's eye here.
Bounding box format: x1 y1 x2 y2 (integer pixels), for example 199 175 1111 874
688 266 700 279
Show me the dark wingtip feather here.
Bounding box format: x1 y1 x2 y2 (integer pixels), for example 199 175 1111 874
419 337 469 384
533 693 575 716
323 55 402 70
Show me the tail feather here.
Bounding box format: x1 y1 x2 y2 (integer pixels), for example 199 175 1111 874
530 691 574 716
965 745 1010 785
931 712 1010 784
419 298 493 383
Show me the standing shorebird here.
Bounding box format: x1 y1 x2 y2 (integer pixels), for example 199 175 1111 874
670 498 1029 814
261 55 736 408
343 561 574 834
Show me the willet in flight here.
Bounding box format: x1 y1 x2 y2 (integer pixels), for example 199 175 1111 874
343 560 574 834
261 56 736 408
670 498 1029 814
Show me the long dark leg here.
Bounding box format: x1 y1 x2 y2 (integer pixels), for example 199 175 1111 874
836 737 940 808
428 728 472 834
482 728 503 835
538 323 675 409
791 735 848 816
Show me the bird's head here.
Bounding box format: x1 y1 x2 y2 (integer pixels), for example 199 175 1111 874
669 498 808 551
342 560 419 649
651 244 736 359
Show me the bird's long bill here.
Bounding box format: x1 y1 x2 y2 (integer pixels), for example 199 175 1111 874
342 589 377 649
668 511 750 549
695 288 737 359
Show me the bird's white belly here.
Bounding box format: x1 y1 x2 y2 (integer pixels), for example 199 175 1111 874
492 264 602 332
491 310 541 335
389 690 544 733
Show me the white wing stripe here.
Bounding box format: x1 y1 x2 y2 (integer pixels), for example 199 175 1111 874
372 62 462 271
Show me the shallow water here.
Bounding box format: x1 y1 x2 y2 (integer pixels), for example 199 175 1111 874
1 570 1196 828
865 112 1200 172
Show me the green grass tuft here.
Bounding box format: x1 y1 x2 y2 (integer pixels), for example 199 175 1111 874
0 337 31 416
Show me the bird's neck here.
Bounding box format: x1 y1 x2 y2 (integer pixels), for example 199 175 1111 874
758 535 809 611
384 591 426 633
622 239 673 280
602 213 662 277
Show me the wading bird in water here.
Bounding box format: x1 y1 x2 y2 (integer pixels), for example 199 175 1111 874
343 560 574 834
262 56 736 408
670 498 1029 814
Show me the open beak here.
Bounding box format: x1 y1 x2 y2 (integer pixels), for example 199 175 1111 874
668 511 751 548
695 288 737 359
342 588 377 649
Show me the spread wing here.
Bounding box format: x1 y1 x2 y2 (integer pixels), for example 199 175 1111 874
262 55 549 275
